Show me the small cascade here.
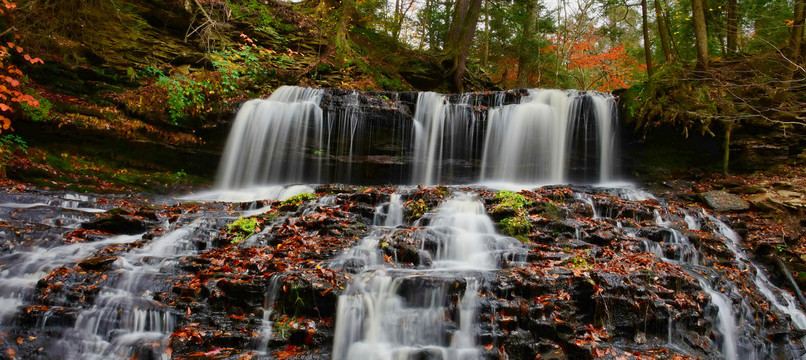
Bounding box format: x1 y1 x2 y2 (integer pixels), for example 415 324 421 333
695 275 739 360
410 92 446 186
707 214 806 329
255 275 284 353
373 193 404 227
411 93 494 185
648 210 739 355
325 90 365 183
0 234 140 325
49 219 212 359
216 86 325 188
331 193 523 360
638 206 806 359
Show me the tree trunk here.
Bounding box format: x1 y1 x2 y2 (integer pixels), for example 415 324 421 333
791 0 805 61
483 0 489 68
391 0 402 41
692 0 709 69
641 0 653 77
516 0 538 88
726 0 738 57
443 0 483 91
335 0 357 54
654 0 673 63
662 0 682 59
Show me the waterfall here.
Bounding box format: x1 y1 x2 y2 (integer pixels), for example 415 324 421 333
216 86 324 188
331 193 524 360
479 89 617 184
410 92 446 186
214 87 619 187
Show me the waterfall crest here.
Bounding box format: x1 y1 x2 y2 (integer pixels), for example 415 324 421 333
216 87 618 187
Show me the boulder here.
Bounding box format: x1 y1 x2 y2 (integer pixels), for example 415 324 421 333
82 214 152 234
700 190 750 212
78 256 117 270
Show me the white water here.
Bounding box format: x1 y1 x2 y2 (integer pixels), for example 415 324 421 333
707 214 806 329
374 193 404 227
0 234 141 325
216 86 324 188
50 219 209 359
643 207 806 359
696 276 739 360
331 193 523 360
215 87 619 187
480 89 617 184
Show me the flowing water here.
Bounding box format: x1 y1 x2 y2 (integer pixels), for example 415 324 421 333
215 86 618 186
330 193 524 360
4 86 806 360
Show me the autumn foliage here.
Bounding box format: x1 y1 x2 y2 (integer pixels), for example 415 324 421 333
0 0 43 133
548 32 643 92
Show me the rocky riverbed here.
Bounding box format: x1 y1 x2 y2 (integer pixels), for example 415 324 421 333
1 174 806 359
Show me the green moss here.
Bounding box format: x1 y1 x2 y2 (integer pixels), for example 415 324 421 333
535 201 563 219
280 193 316 207
227 217 259 244
499 216 531 242
569 256 590 270
494 190 528 209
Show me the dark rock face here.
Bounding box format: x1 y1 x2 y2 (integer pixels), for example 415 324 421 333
82 213 154 234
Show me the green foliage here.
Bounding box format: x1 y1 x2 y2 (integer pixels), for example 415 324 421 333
281 193 317 207
227 216 259 244
0 134 27 167
499 216 531 242
20 97 52 122
493 190 529 211
494 190 532 242
211 45 270 92
172 169 187 182
406 198 428 219
569 256 590 270
535 201 562 219
155 75 207 124
229 0 290 43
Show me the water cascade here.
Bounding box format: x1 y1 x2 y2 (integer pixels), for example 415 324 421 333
49 219 211 359
216 86 325 188
215 87 618 187
628 206 806 359
331 193 524 360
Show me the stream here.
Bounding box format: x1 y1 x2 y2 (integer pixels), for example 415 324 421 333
1 86 806 359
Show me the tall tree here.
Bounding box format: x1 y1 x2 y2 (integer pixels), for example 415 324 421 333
791 0 805 62
335 0 358 53
640 0 653 77
443 0 484 91
691 0 709 68
516 0 539 87
654 0 673 62
483 0 490 68
726 0 738 56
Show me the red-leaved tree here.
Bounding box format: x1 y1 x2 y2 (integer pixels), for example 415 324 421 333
0 0 43 133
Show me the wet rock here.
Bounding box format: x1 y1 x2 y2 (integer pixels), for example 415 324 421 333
733 185 766 194
699 190 750 212
82 214 152 234
78 255 117 270
777 190 802 198
747 192 782 212
217 279 264 307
